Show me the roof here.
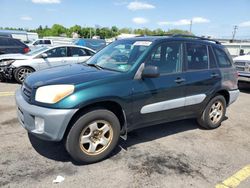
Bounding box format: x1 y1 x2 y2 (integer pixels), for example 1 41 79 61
119 35 222 46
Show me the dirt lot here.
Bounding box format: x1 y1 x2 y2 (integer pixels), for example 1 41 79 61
0 82 249 188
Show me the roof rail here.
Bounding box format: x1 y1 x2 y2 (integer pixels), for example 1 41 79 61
172 34 221 44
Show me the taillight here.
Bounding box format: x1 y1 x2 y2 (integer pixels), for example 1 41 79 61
23 47 30 53
236 71 239 78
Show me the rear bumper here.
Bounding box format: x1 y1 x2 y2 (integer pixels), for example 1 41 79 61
15 89 77 141
228 89 240 105
238 72 250 82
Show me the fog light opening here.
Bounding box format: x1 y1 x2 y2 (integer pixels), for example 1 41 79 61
34 117 45 134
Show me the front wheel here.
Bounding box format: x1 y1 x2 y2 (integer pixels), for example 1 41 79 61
197 95 226 129
65 109 120 163
14 66 34 84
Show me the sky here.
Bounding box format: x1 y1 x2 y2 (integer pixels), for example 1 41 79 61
0 0 250 38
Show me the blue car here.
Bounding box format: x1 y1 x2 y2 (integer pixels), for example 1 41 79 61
74 38 106 51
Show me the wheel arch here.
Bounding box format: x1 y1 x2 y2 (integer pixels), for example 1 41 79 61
63 100 127 140
215 89 230 106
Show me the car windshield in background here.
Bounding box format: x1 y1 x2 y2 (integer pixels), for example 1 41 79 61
86 39 152 72
26 46 48 56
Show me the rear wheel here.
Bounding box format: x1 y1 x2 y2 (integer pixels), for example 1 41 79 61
65 109 120 163
14 66 34 84
197 95 226 129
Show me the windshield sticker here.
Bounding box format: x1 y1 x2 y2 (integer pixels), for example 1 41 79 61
117 64 130 71
133 41 152 46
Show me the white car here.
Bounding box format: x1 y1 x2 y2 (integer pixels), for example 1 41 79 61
28 39 53 48
233 55 250 82
0 45 95 83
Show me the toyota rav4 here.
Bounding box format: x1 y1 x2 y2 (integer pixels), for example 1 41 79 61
15 35 239 163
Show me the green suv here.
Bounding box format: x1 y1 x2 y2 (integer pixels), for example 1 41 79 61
15 35 239 163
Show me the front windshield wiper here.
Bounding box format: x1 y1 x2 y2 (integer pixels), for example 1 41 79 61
87 64 103 70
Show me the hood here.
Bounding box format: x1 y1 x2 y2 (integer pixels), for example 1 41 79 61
233 55 250 61
0 53 30 60
25 63 120 88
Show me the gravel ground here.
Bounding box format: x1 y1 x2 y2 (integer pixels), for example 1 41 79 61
0 82 249 188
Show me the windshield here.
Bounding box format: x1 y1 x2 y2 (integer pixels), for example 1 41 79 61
26 47 49 56
86 39 152 72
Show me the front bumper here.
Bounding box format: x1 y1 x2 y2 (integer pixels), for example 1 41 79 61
15 89 77 141
0 65 14 80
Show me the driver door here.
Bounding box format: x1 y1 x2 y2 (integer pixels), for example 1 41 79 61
131 41 187 129
38 47 67 70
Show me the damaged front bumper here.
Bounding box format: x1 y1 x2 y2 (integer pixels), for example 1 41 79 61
0 65 15 80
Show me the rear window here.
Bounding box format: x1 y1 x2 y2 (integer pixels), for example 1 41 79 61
214 47 232 68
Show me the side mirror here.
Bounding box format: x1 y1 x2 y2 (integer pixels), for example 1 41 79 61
142 65 160 78
41 53 48 58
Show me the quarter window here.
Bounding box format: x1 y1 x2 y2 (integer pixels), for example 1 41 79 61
214 48 232 68
146 42 182 74
186 43 208 70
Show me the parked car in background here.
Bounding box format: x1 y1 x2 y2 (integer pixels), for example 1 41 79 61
28 39 53 48
16 35 239 163
0 45 95 83
0 30 38 43
74 38 106 51
233 55 250 82
0 37 30 55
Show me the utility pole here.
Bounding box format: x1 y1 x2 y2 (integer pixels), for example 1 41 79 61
189 20 193 33
232 25 238 42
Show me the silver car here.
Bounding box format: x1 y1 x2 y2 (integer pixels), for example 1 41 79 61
0 45 95 83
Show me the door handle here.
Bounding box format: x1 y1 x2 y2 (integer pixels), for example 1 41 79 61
211 73 219 78
175 77 186 84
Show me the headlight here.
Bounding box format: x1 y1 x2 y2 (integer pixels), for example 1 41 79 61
35 85 75 104
1 60 15 66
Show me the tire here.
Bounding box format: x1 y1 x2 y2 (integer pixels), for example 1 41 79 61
14 66 34 84
65 109 120 163
197 95 226 129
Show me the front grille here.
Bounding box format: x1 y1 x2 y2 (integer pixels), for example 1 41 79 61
234 61 246 66
22 84 32 101
236 67 245 71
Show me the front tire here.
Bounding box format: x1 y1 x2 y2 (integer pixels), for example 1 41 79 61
14 66 34 84
66 109 120 163
197 95 226 129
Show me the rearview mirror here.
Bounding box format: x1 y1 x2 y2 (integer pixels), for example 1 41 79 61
41 53 48 58
142 66 160 78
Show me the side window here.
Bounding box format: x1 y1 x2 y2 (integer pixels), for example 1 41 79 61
0 38 9 46
44 40 51 44
86 50 95 56
46 47 67 58
208 46 217 69
214 48 232 68
146 42 182 74
7 39 18 46
186 43 208 70
34 40 40 45
69 47 87 57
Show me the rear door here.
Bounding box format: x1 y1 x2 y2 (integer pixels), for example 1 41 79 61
131 41 187 129
183 42 221 116
67 47 90 64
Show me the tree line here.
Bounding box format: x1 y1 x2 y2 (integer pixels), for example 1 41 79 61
1 24 193 39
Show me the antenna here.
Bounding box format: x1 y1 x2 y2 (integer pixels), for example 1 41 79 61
232 25 238 42
189 20 193 33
